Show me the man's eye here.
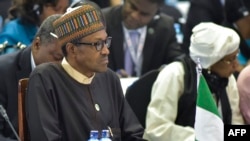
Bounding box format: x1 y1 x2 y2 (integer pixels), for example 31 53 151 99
96 41 102 46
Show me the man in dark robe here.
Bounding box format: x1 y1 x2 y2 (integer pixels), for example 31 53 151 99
26 2 145 141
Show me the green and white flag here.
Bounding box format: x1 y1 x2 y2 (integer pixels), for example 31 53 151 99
194 74 224 141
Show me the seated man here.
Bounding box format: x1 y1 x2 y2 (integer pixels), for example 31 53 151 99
25 2 145 141
0 14 63 141
102 0 184 77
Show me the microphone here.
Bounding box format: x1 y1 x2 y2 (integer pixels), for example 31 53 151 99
0 105 21 141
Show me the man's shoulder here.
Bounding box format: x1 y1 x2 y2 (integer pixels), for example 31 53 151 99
0 53 22 81
29 63 63 82
35 62 60 70
96 68 119 81
0 46 31 64
102 5 122 20
156 13 175 25
148 12 175 31
0 51 19 66
159 12 175 20
102 5 121 14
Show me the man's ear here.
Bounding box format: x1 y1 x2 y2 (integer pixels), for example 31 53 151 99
65 43 76 55
32 37 41 51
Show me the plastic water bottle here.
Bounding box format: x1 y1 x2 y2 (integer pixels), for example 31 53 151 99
88 130 99 141
100 129 112 141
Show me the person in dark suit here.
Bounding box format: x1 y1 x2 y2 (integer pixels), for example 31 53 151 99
102 0 184 77
224 0 250 73
182 0 225 55
160 3 183 24
0 14 63 141
71 0 122 8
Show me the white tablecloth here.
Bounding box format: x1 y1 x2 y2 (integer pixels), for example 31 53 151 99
120 77 138 95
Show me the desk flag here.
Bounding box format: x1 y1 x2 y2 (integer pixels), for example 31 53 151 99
194 59 223 141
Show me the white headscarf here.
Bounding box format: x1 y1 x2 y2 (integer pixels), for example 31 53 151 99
189 22 240 69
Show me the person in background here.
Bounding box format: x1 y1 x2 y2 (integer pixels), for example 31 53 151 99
71 0 122 8
0 0 70 54
237 64 250 124
143 22 244 141
25 2 145 141
102 0 184 78
0 0 11 32
160 2 184 45
160 3 183 24
224 0 250 74
0 14 63 141
91 0 122 8
0 0 12 22
182 0 225 55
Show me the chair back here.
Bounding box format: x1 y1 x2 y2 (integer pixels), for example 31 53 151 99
125 69 161 128
18 78 29 141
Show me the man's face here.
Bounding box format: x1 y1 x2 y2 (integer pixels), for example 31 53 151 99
122 0 159 29
32 37 64 65
67 29 110 77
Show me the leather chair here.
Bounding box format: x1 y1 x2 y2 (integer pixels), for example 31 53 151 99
125 68 162 128
18 78 29 141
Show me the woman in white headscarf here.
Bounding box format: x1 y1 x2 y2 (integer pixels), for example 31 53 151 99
143 22 245 141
